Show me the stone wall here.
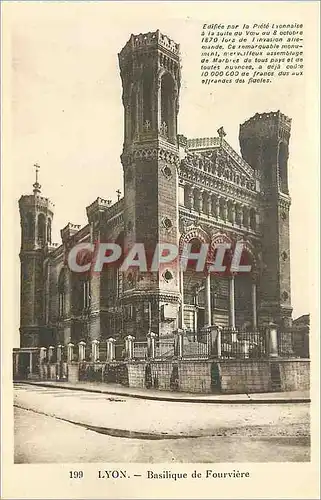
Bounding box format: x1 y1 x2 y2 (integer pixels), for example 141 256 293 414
46 358 310 394
178 361 212 393
127 362 145 388
278 359 310 391
219 360 271 394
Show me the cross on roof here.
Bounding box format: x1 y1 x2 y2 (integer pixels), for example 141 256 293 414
34 163 40 181
116 189 121 201
33 163 41 194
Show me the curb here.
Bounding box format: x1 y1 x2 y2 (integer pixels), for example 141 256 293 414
16 381 311 404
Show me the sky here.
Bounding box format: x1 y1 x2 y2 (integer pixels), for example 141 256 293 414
3 2 319 346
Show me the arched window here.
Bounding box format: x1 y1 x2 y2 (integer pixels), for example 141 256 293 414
243 206 249 228
279 142 289 194
219 198 225 219
47 218 52 244
38 213 46 244
160 73 175 140
131 89 137 140
235 203 242 225
250 208 256 231
25 212 34 239
143 68 153 125
227 201 234 223
58 269 65 318
184 185 189 207
262 140 273 184
193 189 200 211
202 191 209 214
82 279 91 309
114 232 125 299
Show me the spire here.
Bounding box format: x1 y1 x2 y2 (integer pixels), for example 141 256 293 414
33 163 41 195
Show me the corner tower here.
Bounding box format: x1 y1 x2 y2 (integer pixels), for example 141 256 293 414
239 111 292 326
19 167 54 346
119 31 181 337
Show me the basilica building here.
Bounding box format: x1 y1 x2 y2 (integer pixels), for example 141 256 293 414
19 30 293 349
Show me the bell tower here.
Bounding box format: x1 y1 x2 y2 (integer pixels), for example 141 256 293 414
19 165 54 346
239 111 292 326
119 31 181 337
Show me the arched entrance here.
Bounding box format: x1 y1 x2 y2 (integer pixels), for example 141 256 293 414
179 228 210 333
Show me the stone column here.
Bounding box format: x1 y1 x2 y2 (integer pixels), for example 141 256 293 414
179 268 185 329
92 339 99 362
215 197 220 218
205 192 211 215
268 322 278 357
125 335 135 359
229 275 235 329
67 342 74 362
204 273 212 327
240 205 245 227
107 337 116 361
147 332 156 358
198 191 203 212
244 206 250 228
252 281 258 330
231 202 236 225
78 341 86 361
223 199 228 221
188 187 194 210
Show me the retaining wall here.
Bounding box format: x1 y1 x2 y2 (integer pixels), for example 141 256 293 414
37 358 310 394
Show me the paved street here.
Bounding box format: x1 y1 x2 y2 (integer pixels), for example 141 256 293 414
14 383 310 463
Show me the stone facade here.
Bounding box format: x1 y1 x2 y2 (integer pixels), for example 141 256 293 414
19 30 293 349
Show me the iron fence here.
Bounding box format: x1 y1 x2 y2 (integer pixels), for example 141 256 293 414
220 328 267 359
278 330 309 358
36 326 309 365
155 339 175 359
133 341 148 360
183 331 209 358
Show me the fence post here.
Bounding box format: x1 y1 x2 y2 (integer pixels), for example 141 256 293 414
92 339 99 362
217 327 222 358
147 332 156 359
125 335 135 359
57 344 63 363
48 346 55 363
267 323 278 357
177 330 184 358
67 342 74 362
78 341 86 361
39 346 47 363
106 338 116 361
209 326 221 358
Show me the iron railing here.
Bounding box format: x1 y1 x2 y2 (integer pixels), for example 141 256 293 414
220 328 267 359
278 330 309 358
155 339 175 359
133 341 148 360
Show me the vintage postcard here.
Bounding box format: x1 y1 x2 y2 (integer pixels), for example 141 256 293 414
1 1 320 499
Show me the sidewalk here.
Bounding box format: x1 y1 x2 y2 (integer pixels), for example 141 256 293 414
16 379 310 403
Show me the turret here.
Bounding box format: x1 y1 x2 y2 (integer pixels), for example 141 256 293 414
239 112 292 326
118 31 181 337
239 110 291 195
19 165 54 346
